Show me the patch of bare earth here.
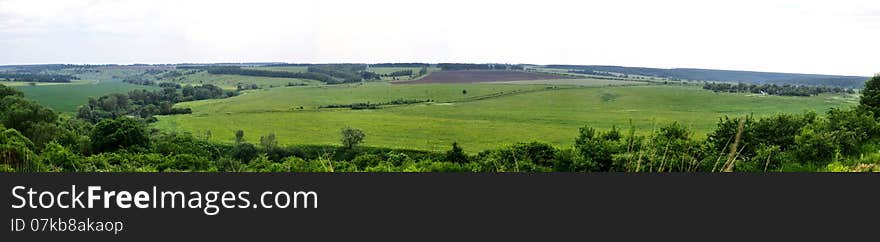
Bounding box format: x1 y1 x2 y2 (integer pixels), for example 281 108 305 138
394 70 572 84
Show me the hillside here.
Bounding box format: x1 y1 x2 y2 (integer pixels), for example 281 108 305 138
544 65 870 88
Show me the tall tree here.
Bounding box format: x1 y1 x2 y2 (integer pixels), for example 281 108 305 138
0 84 24 99
260 132 277 150
445 142 468 163
234 130 245 144
90 117 149 153
0 96 59 147
860 75 880 117
340 127 365 149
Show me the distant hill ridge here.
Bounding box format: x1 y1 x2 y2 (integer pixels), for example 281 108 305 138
1 63 870 88
544 65 870 88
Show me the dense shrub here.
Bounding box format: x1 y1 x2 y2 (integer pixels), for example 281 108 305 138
90 117 150 153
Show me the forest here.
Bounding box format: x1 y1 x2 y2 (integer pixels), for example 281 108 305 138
1 75 879 172
702 82 855 96
76 84 235 123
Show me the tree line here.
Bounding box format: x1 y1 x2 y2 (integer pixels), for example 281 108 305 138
370 63 430 68
703 82 855 97
306 66 365 83
76 84 235 123
320 99 433 110
202 66 337 83
201 66 373 84
0 73 79 83
569 70 618 77
384 70 413 77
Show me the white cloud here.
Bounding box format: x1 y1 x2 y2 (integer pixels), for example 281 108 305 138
0 0 877 75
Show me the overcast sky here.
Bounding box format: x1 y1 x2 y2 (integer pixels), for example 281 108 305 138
0 0 878 75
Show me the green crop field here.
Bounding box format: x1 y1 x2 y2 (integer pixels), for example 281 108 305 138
175 82 550 114
154 83 856 152
170 72 321 89
0 79 95 87
5 65 180 113
13 79 157 113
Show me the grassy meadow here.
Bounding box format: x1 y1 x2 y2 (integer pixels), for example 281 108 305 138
14 79 157 113
171 72 321 90
8 65 172 113
155 83 856 152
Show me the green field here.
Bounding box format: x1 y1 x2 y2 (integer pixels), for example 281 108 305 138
154 83 856 152
14 80 156 113
6 66 175 113
169 72 321 90
0 79 95 87
177 82 549 114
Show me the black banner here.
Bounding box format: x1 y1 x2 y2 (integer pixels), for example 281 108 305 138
1 173 877 241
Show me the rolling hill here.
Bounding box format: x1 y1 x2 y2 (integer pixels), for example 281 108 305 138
544 65 870 88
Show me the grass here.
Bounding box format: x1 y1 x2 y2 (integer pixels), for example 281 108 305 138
6 66 170 113
172 67 439 87
14 79 157 113
0 79 95 86
154 84 856 152
175 82 549 114
169 72 321 90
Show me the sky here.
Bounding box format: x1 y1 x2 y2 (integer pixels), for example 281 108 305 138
0 0 878 76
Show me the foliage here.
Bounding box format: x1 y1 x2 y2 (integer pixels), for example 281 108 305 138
231 143 258 163
306 65 367 84
341 127 365 149
445 142 468 163
703 82 853 97
204 65 370 84
860 75 880 116
77 85 231 123
91 117 150 153
0 95 60 148
0 73 77 83
0 126 36 170
546 65 868 88
574 126 621 171
0 84 24 98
